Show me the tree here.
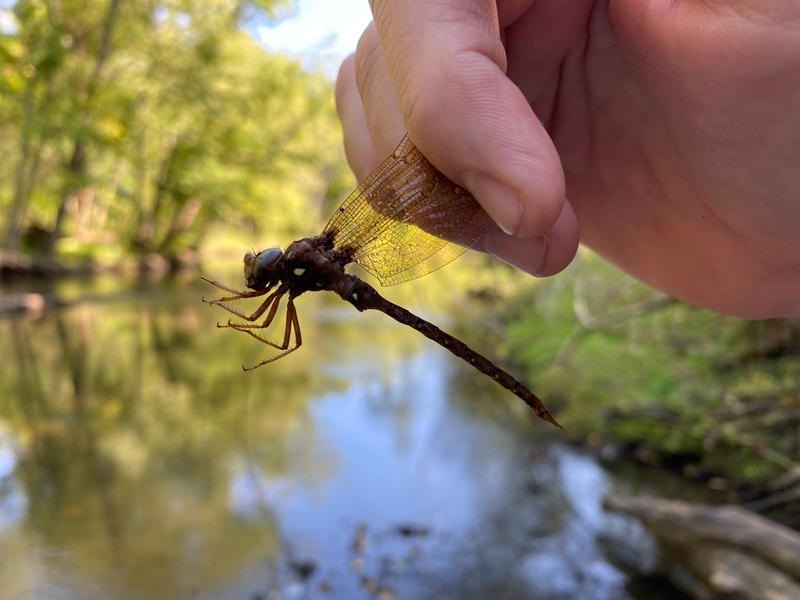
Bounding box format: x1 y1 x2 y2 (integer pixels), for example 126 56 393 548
0 0 341 266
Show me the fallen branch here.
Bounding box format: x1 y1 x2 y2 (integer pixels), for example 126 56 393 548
604 494 800 599
605 494 800 575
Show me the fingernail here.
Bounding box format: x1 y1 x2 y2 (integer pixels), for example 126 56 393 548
482 230 549 276
463 172 522 236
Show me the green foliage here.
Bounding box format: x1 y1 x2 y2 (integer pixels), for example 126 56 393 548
502 251 800 487
0 0 343 262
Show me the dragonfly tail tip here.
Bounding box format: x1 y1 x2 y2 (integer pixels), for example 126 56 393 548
544 412 562 428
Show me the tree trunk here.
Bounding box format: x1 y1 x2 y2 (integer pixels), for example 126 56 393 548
4 78 47 252
44 0 123 258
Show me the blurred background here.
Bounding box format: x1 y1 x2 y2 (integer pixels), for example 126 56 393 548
0 1 798 599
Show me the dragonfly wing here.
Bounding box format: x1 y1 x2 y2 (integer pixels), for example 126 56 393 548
324 135 493 286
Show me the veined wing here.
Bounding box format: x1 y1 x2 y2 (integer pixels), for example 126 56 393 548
323 135 493 286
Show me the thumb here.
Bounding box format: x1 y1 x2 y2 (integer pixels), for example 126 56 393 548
372 0 566 238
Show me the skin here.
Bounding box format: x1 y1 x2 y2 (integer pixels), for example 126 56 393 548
335 0 800 318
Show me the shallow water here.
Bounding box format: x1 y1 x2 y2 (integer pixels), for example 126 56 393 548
0 280 697 599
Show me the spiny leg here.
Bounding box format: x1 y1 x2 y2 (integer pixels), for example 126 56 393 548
217 289 286 329
201 276 271 299
242 297 303 370
222 288 286 328
202 277 279 322
225 291 296 350
204 276 303 368
205 276 290 346
226 293 290 350
228 294 295 348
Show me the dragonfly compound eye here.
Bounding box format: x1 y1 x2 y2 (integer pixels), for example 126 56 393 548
243 247 283 289
255 248 282 272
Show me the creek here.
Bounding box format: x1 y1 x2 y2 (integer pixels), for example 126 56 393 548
0 279 710 599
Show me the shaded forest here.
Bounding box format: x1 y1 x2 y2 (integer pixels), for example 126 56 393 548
0 0 348 275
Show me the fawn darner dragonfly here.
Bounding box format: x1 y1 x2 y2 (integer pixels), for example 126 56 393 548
203 135 558 426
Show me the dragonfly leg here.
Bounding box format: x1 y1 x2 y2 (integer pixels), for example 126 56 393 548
222 288 285 328
224 293 286 347
228 294 295 347
225 291 295 350
241 297 303 370
212 286 283 323
201 276 270 299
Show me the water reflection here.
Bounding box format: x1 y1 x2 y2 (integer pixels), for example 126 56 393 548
0 282 681 599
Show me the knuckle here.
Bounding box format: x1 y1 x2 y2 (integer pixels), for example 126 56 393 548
401 61 461 135
354 24 381 96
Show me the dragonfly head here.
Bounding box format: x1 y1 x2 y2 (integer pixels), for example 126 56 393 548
244 247 283 289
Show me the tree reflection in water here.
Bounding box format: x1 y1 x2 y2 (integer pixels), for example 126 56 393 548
0 283 690 600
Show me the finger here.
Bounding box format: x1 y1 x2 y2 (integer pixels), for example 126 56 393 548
352 22 407 155
336 53 379 181
370 0 566 239
481 199 578 276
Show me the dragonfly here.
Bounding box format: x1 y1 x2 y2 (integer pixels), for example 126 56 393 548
203 135 558 427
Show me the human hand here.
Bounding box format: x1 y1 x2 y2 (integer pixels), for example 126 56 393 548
335 1 800 318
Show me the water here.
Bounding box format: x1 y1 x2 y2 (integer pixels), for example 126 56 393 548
0 280 694 599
